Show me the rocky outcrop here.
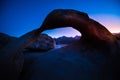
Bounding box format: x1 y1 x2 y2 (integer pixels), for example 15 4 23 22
113 33 120 48
22 9 118 80
113 33 120 40
40 9 119 54
19 9 120 80
0 33 55 51
26 34 56 51
0 32 55 79
0 33 17 48
0 9 120 80
0 29 40 80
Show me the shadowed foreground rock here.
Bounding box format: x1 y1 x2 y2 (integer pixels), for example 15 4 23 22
0 29 41 80
114 33 120 40
114 33 120 48
0 33 17 48
0 9 120 80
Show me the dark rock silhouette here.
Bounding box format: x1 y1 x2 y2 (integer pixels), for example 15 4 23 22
113 33 120 48
114 33 120 40
0 9 120 80
0 33 17 48
26 34 56 51
0 29 41 80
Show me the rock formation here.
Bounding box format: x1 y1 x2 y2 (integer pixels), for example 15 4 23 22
113 33 120 48
26 34 56 51
40 9 119 54
0 32 54 79
0 9 119 80
0 33 16 48
0 29 41 80
114 33 120 40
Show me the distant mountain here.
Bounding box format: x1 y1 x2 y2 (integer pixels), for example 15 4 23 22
54 35 81 44
54 32 120 45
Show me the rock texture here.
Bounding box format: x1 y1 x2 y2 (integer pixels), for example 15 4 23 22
20 9 119 80
26 34 56 51
0 9 120 80
41 9 118 53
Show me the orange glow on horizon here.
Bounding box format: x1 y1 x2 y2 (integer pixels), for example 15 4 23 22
90 14 120 33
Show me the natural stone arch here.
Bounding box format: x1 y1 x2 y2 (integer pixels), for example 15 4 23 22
39 9 118 53
0 9 119 80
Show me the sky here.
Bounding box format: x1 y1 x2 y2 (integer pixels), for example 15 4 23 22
0 0 120 38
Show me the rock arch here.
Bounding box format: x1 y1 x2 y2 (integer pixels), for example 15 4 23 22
40 9 118 53
0 9 119 80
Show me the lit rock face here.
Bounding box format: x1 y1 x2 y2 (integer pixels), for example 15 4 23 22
26 34 56 51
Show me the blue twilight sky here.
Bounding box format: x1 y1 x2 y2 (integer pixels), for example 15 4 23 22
0 0 120 38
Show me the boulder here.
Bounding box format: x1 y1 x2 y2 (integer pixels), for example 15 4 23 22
26 34 56 51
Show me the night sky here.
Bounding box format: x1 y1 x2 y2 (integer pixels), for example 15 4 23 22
0 0 120 38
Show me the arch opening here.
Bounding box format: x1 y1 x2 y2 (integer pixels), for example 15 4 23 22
42 27 81 38
41 27 81 48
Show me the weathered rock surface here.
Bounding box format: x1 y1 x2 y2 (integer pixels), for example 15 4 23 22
0 9 120 80
26 34 56 51
20 9 120 80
